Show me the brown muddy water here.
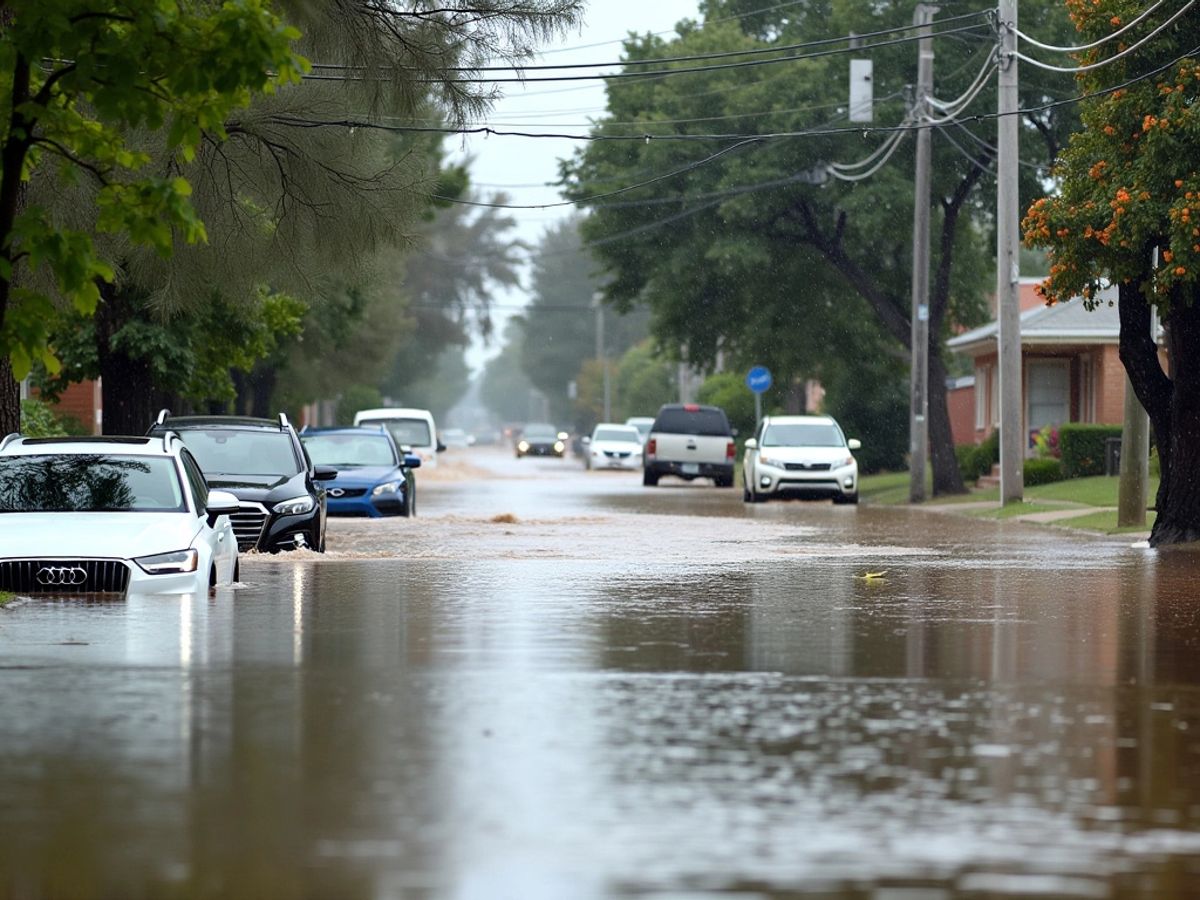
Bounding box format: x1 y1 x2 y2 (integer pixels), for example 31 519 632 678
2 449 1199 898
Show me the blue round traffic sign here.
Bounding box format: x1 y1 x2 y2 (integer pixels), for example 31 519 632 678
746 366 773 394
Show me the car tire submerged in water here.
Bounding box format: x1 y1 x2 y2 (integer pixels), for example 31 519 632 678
714 474 734 488
642 470 658 487
833 492 859 506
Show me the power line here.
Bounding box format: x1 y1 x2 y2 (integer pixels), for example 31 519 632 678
299 22 991 85
1014 0 1169 53
307 10 991 75
1014 1 1196 73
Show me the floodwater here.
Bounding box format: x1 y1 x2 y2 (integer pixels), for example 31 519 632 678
3 448 1200 899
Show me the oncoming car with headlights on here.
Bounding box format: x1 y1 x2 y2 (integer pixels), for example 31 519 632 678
299 427 421 517
515 423 565 459
0 434 240 595
742 415 861 504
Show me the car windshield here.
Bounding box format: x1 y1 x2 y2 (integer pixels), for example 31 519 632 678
301 433 397 467
176 430 300 476
523 425 558 440
762 423 845 448
359 418 431 447
594 427 639 443
0 454 186 512
653 408 730 436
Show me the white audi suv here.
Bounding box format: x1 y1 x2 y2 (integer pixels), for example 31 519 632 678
0 434 240 595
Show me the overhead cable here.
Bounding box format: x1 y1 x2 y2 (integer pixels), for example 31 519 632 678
1013 0 1169 53
1014 1 1196 73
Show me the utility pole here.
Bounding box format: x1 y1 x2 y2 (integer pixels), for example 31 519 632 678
997 0 1023 504
593 293 611 422
908 3 934 504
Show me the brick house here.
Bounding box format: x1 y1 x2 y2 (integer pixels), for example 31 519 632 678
21 378 103 434
945 279 1153 452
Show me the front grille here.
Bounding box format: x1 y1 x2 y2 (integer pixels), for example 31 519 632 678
784 462 832 471
330 488 368 498
0 559 131 593
230 504 268 551
604 451 631 459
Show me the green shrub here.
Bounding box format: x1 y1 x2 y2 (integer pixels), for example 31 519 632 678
957 429 1000 483
19 398 70 437
1059 424 1122 478
1024 456 1065 486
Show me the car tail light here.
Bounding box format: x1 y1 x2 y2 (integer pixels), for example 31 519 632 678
647 438 656 455
684 403 700 412
726 441 735 459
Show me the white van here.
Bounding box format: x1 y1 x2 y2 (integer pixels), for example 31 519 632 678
353 407 442 469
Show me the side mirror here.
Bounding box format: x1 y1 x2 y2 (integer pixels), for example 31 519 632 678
581 436 591 445
847 438 862 451
313 465 339 481
404 454 422 469
206 489 240 526
436 441 447 453
744 438 758 450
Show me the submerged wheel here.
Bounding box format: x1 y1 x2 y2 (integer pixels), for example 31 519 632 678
642 470 658 487
232 559 240 583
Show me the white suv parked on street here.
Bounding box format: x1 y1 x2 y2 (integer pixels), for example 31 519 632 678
742 415 861 504
0 434 241 595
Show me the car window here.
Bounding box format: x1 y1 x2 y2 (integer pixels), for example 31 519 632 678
593 427 639 442
302 434 398 467
0 454 186 512
359 418 431 447
176 430 301 476
762 423 845 447
180 450 211 515
652 408 731 436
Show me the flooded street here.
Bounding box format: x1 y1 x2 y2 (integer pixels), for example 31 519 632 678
3 447 1200 898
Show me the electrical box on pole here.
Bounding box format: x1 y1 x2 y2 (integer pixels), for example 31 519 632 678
849 59 873 123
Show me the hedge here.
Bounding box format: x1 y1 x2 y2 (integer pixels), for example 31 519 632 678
956 428 1000 483
1059 424 1122 478
1024 457 1065 486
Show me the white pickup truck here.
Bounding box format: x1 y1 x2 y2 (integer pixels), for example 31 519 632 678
643 403 736 487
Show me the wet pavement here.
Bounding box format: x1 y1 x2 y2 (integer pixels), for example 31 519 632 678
3 448 1200 898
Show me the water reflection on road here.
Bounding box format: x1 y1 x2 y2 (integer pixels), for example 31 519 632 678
3 449 1200 898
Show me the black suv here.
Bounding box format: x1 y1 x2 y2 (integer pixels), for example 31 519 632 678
149 411 337 552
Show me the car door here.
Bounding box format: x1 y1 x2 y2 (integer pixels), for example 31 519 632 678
182 449 236 581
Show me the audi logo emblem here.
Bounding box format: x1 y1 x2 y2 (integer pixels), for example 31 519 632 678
36 566 88 586
328 488 345 497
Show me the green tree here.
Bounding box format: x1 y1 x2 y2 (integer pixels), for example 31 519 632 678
479 319 539 424
1023 1 1200 545
613 340 676 421
564 0 1076 497
0 0 306 431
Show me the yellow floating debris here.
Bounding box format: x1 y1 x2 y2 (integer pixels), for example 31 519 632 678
856 571 888 580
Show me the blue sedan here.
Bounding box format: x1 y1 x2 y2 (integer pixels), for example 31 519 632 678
299 427 420 517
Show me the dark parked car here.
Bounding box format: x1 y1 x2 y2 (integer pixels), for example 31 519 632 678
516 423 565 458
149 411 336 552
299 426 421 518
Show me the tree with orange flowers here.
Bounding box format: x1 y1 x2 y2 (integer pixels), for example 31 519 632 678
1024 1 1200 545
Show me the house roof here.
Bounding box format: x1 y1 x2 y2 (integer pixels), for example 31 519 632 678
947 286 1120 356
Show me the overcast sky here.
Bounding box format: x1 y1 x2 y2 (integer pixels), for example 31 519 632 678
451 0 702 369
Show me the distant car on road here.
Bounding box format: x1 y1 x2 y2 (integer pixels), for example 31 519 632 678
300 427 421 517
0 433 240 594
150 411 336 552
516 423 565 458
584 424 643 471
624 416 655 444
441 428 473 449
353 407 443 469
742 414 860 504
643 403 736 487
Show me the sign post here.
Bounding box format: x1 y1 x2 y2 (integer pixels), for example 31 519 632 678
745 366 773 426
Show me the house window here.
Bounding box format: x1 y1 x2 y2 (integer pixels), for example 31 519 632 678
975 364 990 430
1027 359 1071 447
1080 354 1096 424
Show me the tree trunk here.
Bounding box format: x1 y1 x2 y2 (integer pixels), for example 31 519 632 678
928 349 965 496
0 357 18 434
1149 295 1200 545
94 283 167 435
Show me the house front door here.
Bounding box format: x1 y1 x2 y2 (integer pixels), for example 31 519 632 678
1026 359 1070 449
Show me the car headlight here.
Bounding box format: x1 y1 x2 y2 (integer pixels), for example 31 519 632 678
554 441 565 452
518 441 530 452
274 495 315 516
135 549 198 575
372 481 403 496
758 454 780 467
841 456 856 467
